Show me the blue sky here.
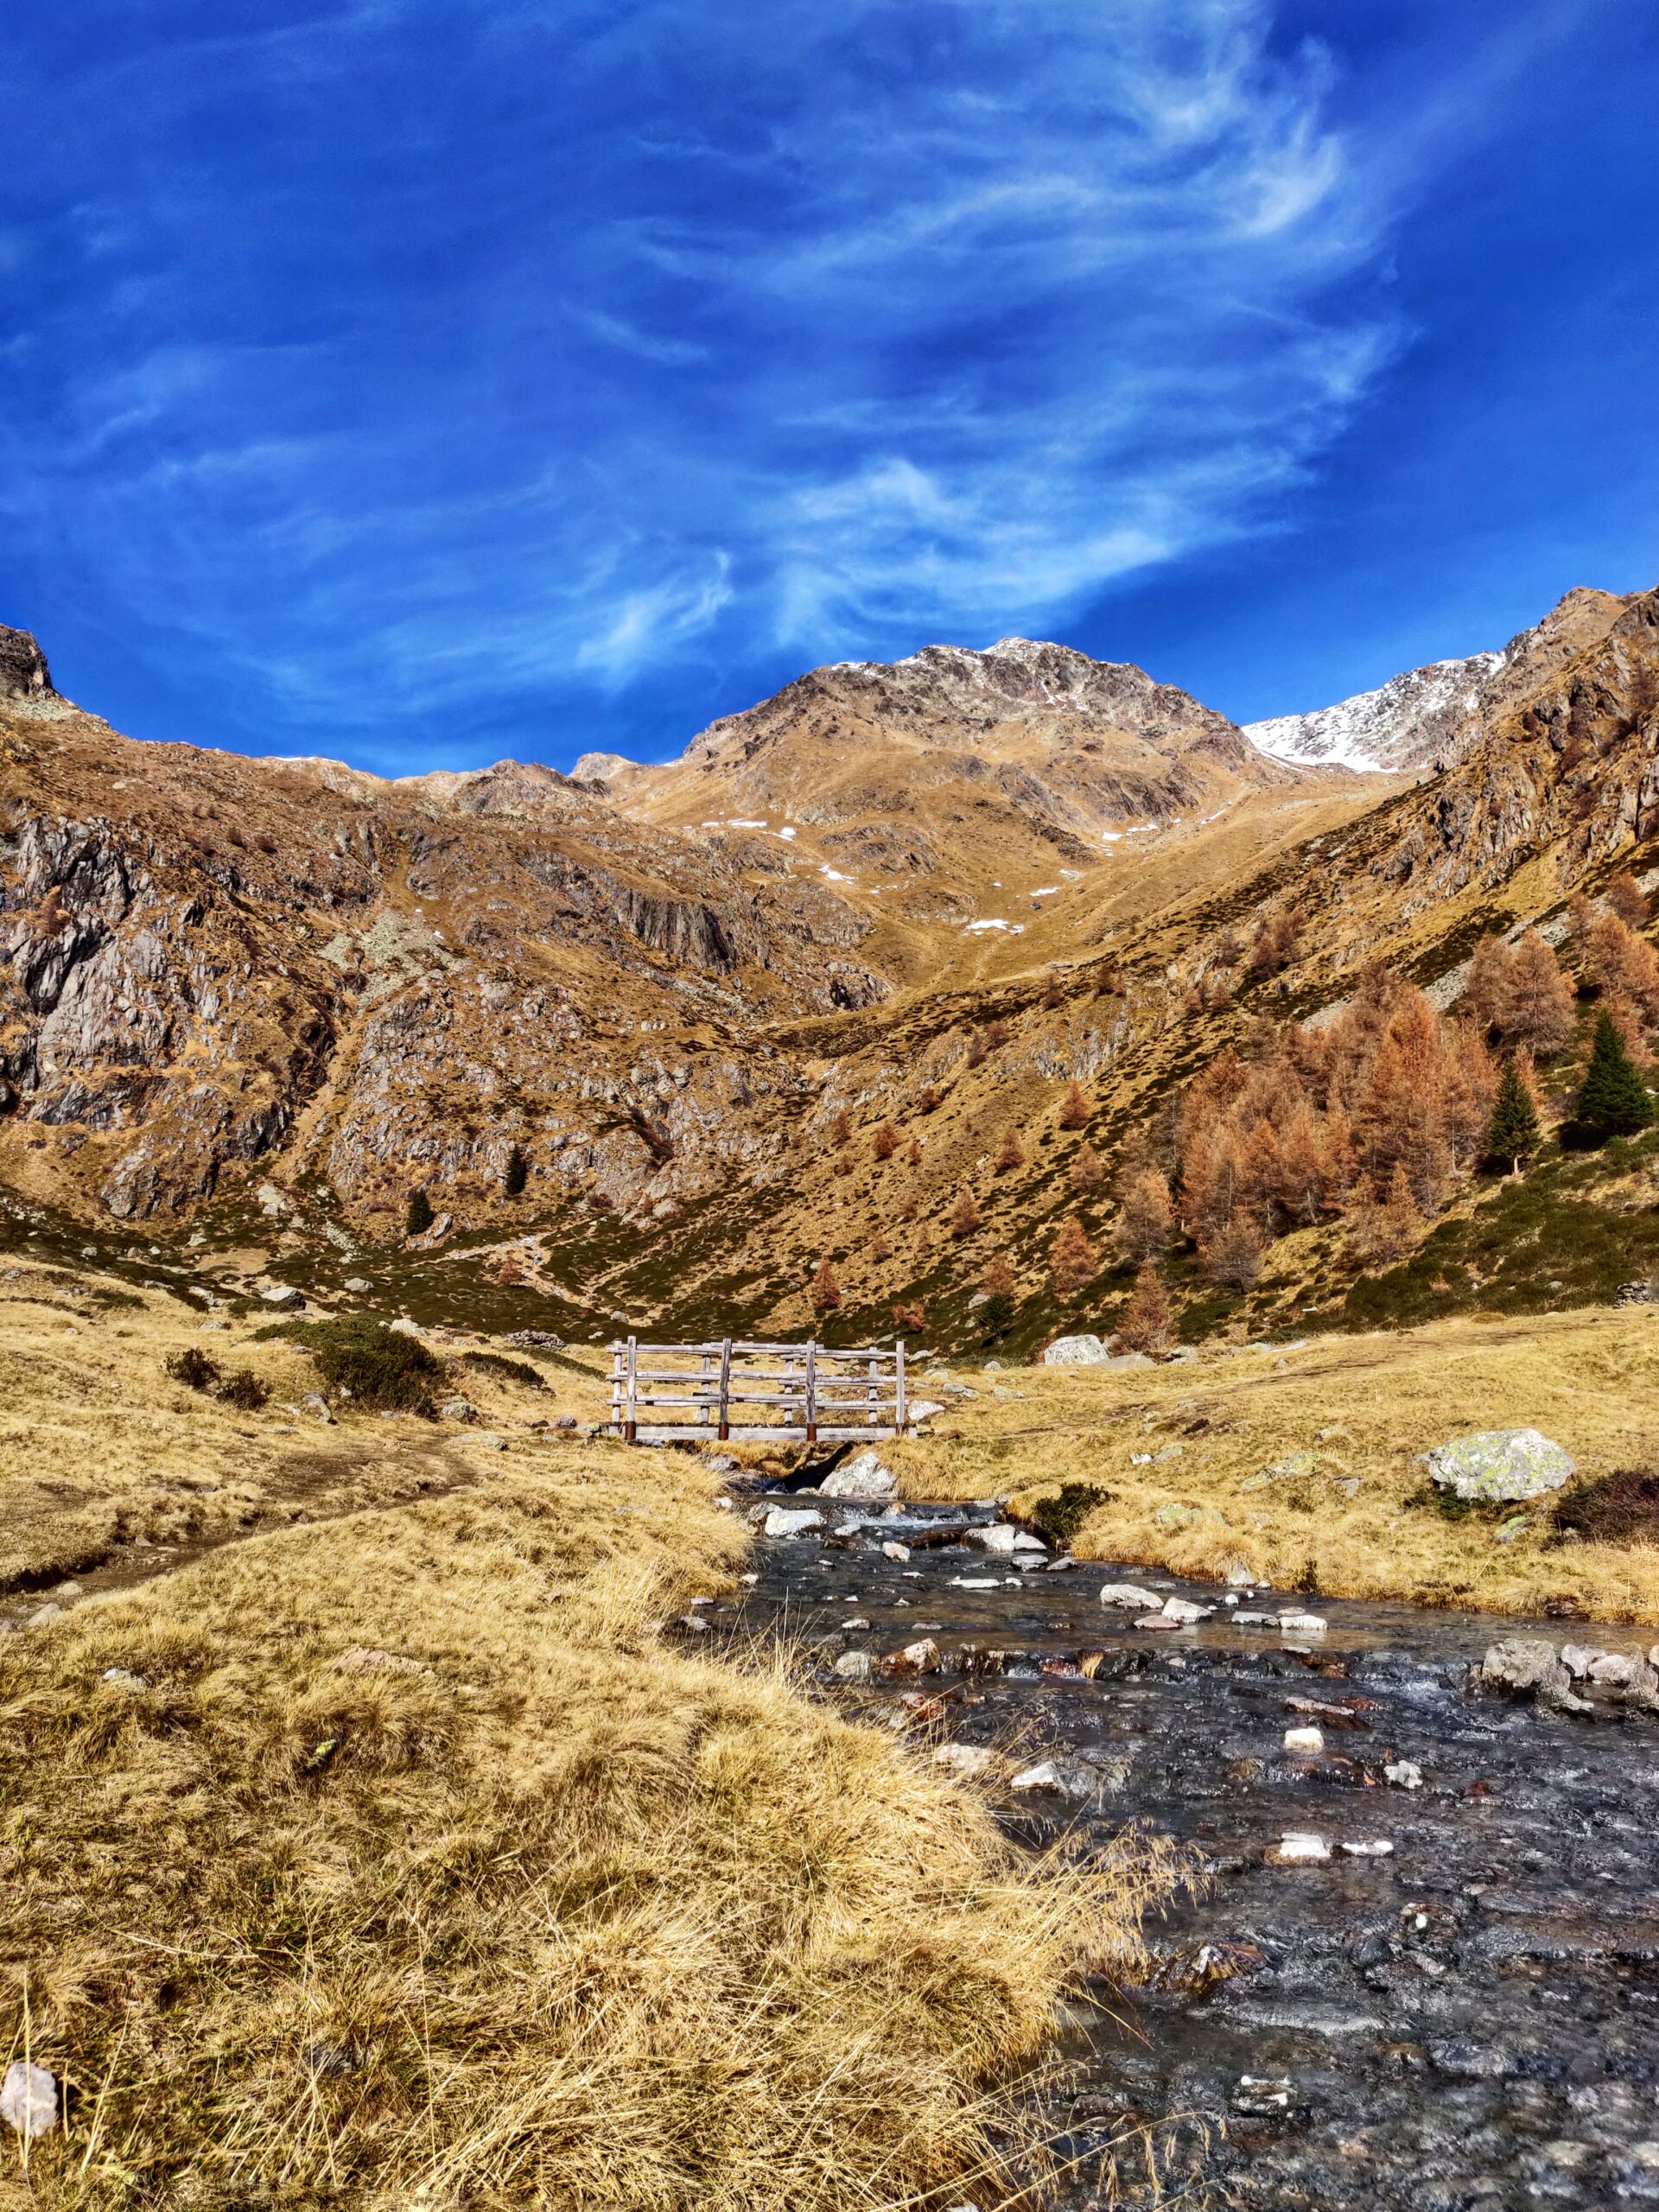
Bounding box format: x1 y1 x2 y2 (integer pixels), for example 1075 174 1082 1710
3 1 1656 774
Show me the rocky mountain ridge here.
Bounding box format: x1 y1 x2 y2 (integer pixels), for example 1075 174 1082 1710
1244 587 1636 773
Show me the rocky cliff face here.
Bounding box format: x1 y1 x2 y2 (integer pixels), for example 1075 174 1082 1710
0 626 54 703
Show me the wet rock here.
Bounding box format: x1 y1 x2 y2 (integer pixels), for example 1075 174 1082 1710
1278 1612 1328 1637
763 1506 823 1537
881 1638 941 1676
1479 1636 1571 1697
833 1649 872 1681
820 1450 896 1499
1385 1759 1424 1789
932 1742 999 1781
1273 1832 1332 1864
1100 1582 1164 1610
1340 1838 1395 1857
1284 1726 1325 1754
1161 1596 1213 1624
0 2062 58 2139
1231 2074 1294 2115
880 1540 910 1561
966 1524 1046 1554
1428 1427 1573 1502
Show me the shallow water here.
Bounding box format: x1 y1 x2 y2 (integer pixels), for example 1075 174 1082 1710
731 1499 1659 2210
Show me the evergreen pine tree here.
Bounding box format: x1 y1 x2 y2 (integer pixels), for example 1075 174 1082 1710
405 1187 435 1237
1485 1058 1541 1173
1575 1011 1656 1139
504 1143 529 1196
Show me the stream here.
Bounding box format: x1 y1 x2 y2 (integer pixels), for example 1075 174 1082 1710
726 1490 1659 2211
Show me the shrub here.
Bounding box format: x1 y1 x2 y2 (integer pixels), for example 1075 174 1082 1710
504 1144 529 1197
810 1259 842 1314
216 1368 270 1413
164 1346 221 1393
259 1317 444 1414
829 1109 854 1147
891 1299 927 1333
980 1253 1017 1338
993 1127 1025 1172
1553 1468 1659 1546
462 1351 544 1389
1027 1482 1110 1550
872 1122 900 1160
406 1188 435 1237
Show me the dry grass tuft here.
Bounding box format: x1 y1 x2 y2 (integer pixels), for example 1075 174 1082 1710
0 1351 1167 2208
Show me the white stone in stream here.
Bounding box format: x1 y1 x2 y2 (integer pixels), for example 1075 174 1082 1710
881 1541 911 1561
763 1506 824 1537
1284 1726 1325 1754
1278 1612 1328 1637
932 1743 999 1781
0 2062 58 2139
967 1524 1046 1554
1161 1596 1212 1624
1587 1651 1641 1687
1099 1583 1163 1610
820 1451 896 1499
1274 1832 1332 1864
950 1576 1001 1590
1384 1760 1423 1789
1340 1839 1395 1857
1135 1614 1185 1631
1010 1760 1065 1792
833 1649 873 1681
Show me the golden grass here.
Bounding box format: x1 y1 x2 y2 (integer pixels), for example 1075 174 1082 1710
0 1275 1170 2209
889 1306 1659 1622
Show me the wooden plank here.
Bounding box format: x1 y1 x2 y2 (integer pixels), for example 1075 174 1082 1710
625 1335 639 1443
895 1340 906 1433
717 1338 732 1441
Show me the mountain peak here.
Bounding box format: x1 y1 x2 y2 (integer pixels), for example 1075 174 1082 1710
0 625 55 703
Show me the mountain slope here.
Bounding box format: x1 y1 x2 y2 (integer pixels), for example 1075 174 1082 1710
1245 587 1633 772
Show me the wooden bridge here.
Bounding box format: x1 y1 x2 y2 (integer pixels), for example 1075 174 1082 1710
607 1336 909 1444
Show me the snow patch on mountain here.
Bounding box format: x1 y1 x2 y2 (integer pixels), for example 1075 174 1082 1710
1245 651 1505 773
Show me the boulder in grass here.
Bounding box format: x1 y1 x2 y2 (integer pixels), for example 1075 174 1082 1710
1428 1428 1573 1503
0 2062 57 2139
1043 1333 1108 1365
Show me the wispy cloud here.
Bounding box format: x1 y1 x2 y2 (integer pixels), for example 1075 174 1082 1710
0 0 1547 764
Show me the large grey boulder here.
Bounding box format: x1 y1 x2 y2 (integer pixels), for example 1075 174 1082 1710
820 1450 896 1499
1478 1637 1580 1707
1428 1428 1574 1503
1044 1334 1108 1365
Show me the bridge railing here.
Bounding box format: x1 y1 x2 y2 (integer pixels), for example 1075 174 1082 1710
607 1336 908 1441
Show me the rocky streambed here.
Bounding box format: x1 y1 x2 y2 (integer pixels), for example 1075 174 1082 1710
717 1484 1659 2211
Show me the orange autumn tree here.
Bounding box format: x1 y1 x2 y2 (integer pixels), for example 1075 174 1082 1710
810 1259 842 1313
1049 1217 1096 1294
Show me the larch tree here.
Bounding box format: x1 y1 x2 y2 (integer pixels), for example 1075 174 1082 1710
980 1252 1018 1337
1203 1214 1263 1292
1116 1262 1172 1355
1116 1167 1173 1262
1048 1216 1096 1294
949 1186 982 1239
872 1121 900 1160
1058 1080 1091 1130
810 1259 842 1313
994 1126 1026 1171
1503 931 1577 1052
1070 1141 1105 1197
1605 872 1649 929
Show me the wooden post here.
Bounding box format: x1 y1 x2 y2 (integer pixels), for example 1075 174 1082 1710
698 1350 712 1427
717 1338 732 1440
624 1334 639 1442
866 1351 879 1430
804 1338 818 1443
610 1341 623 1431
895 1340 906 1434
